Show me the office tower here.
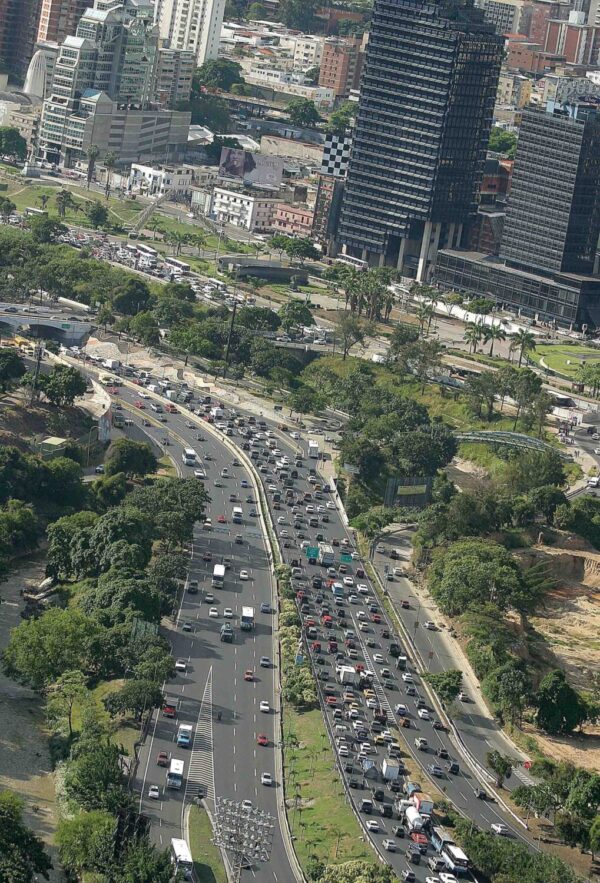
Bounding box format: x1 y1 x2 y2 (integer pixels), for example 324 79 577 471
0 0 42 81
435 102 600 329
39 0 190 167
155 0 226 65
338 0 503 280
155 46 195 107
36 0 88 44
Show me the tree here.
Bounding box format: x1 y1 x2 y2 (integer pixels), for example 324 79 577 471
486 750 514 788
288 385 326 416
335 312 373 360
129 310 160 345
97 303 115 331
112 277 151 315
504 449 565 494
55 188 78 219
0 348 25 392
326 100 356 135
237 305 280 332
483 660 531 726
535 669 589 736
103 151 117 198
104 679 164 720
423 669 462 706
488 127 518 158
39 364 87 406
28 216 67 243
0 126 27 159
415 301 435 336
399 339 443 390
247 1 267 17
284 237 319 264
116 840 179 883
286 97 321 127
269 233 290 260
189 96 233 133
279 298 314 333
388 322 419 358
56 811 115 877
305 64 320 84
589 815 600 861
46 670 89 738
64 740 126 812
86 200 108 229
2 608 102 691
463 320 484 354
105 438 157 478
428 537 528 617
465 371 499 421
509 328 536 366
483 322 507 357
195 58 245 91
85 144 100 189
319 861 395 883
0 790 53 882
0 196 16 221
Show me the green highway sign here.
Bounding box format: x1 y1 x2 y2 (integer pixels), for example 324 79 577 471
340 552 352 563
305 546 319 558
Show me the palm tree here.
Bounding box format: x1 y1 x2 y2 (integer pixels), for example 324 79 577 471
188 231 207 254
103 151 117 199
147 216 164 241
86 144 99 190
166 230 187 255
37 193 49 210
55 188 76 219
483 323 507 357
463 321 483 354
510 328 536 366
416 302 435 336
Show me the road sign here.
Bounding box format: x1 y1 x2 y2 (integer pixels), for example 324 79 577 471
340 552 352 563
305 546 319 558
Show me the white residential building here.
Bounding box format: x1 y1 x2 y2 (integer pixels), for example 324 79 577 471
210 185 280 232
155 0 226 65
293 35 324 71
128 163 195 195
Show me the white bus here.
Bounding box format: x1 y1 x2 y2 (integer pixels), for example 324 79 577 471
166 758 184 789
137 243 158 259
441 843 470 875
182 448 196 466
165 257 191 276
308 440 319 459
170 838 193 879
212 563 225 588
232 505 243 524
206 277 227 292
335 254 368 272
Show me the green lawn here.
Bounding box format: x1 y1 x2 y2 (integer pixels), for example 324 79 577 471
5 180 144 229
283 708 375 870
188 806 227 883
71 680 139 758
528 343 600 378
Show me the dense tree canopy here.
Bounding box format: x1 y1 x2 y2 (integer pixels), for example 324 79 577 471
0 790 53 881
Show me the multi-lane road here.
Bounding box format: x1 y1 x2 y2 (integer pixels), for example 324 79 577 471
93 372 533 883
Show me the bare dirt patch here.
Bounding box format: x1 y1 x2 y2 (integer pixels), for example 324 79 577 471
0 555 65 881
0 390 92 449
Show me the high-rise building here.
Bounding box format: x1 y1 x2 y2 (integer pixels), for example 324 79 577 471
476 0 532 34
155 0 226 66
154 46 195 107
38 0 190 166
36 0 88 44
435 102 600 329
338 0 503 281
0 0 42 81
319 37 361 100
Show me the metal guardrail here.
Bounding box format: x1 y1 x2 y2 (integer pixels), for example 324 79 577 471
456 430 573 461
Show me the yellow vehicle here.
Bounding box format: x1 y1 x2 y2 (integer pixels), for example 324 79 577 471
374 735 385 746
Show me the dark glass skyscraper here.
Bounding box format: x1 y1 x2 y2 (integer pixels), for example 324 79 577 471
338 0 503 280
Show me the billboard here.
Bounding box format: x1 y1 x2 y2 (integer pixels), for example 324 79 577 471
218 148 285 186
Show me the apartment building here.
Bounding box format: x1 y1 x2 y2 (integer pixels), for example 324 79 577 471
210 185 281 232
155 0 226 65
319 37 361 99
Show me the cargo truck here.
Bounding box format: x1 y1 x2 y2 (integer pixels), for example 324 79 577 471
176 724 193 747
382 758 400 781
430 826 455 853
336 665 358 686
404 806 426 832
413 793 434 816
166 758 184 789
240 606 255 630
318 543 335 567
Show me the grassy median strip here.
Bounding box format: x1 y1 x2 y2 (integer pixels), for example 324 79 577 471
283 708 376 870
188 805 228 883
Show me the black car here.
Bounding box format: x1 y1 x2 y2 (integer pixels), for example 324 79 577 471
390 781 402 793
372 789 385 802
436 747 449 759
380 803 393 818
474 788 488 800
392 825 406 838
349 779 360 789
344 762 354 774
406 845 421 864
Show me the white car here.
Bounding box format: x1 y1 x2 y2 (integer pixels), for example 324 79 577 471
491 823 510 836
241 799 253 811
366 697 378 709
175 659 187 672
139 392 149 399
348 594 359 604
306 504 315 513
343 576 354 587
357 611 367 621
148 785 160 800
365 820 380 833
317 505 325 513
358 621 368 632
418 708 430 720
277 516 286 524
357 584 369 594
338 744 349 757
194 469 206 479
290 431 300 439
402 672 414 682
260 656 271 667
326 501 335 509
280 529 289 538
373 653 385 664
209 607 219 618
395 703 408 715
261 772 273 786
203 518 212 530
383 838 396 852
259 700 270 713
223 608 233 618
240 570 249 580
424 620 437 630
439 875 459 883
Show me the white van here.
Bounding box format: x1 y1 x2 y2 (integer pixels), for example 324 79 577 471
588 476 599 488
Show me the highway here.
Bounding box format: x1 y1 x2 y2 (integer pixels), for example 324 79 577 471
97 375 531 883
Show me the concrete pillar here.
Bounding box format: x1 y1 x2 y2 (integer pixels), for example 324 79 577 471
361 248 368 262
396 236 407 273
447 222 456 249
430 222 442 268
455 223 464 248
378 252 385 267
416 221 433 282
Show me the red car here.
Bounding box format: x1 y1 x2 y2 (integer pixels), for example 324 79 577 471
321 615 332 626
134 400 145 409
372 613 382 624
312 641 321 653
328 640 338 653
257 734 269 746
162 703 176 718
217 515 226 523
400 599 410 609
325 695 337 706
355 663 365 672
157 751 170 767
244 670 254 681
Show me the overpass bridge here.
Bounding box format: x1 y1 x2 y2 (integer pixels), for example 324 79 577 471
0 307 93 346
455 430 573 460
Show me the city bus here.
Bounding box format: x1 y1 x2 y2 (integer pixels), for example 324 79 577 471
137 243 158 259
212 563 225 588
441 843 470 875
166 758 184 789
165 257 191 276
136 243 158 268
335 254 368 272
170 838 193 879
182 448 197 466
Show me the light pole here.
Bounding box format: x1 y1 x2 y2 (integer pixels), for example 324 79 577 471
213 796 275 883
409 593 421 634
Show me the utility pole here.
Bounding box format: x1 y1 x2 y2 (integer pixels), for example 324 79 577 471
223 300 237 380
29 343 44 405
